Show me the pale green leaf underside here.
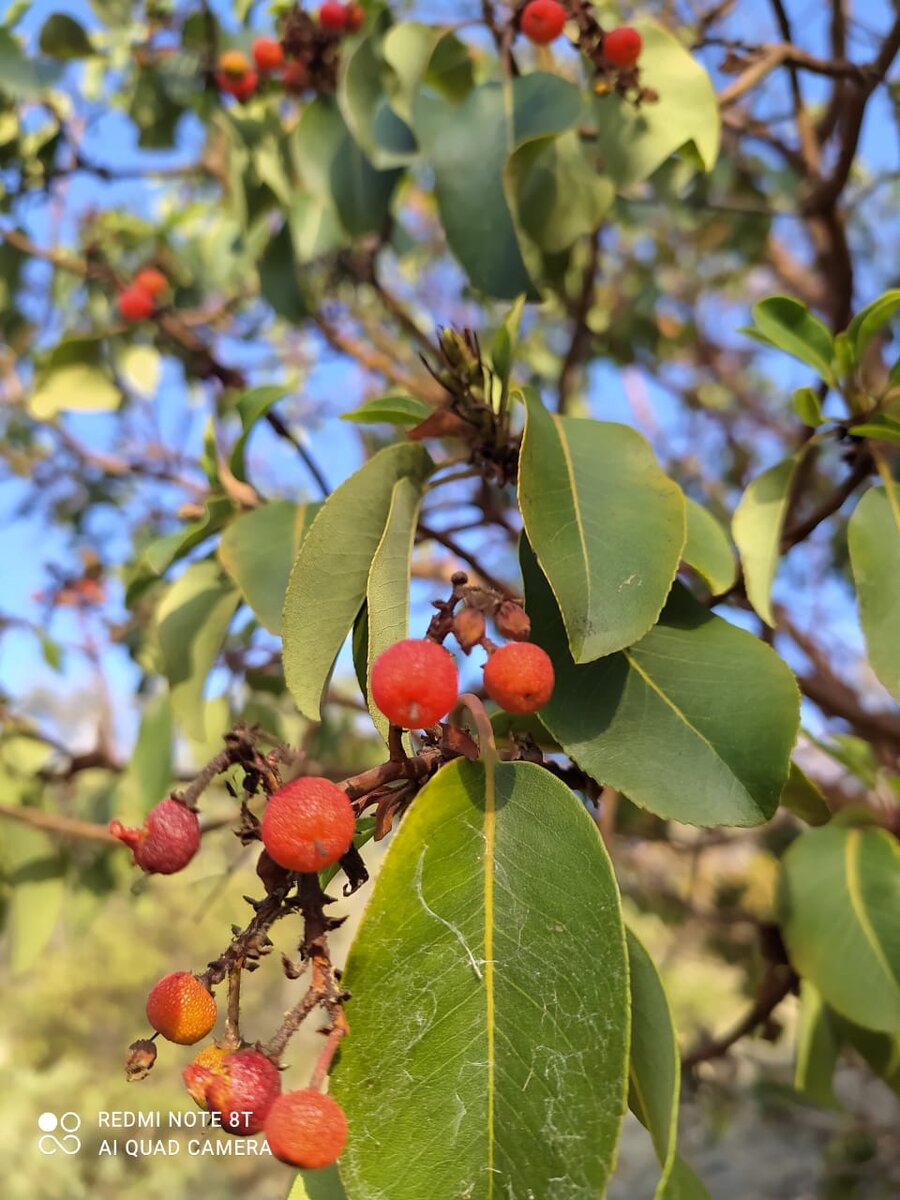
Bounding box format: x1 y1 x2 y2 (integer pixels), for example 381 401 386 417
682 497 737 595
732 455 799 627
848 483 900 699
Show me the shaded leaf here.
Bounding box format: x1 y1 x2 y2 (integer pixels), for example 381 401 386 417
39 13 95 58
848 483 900 699
682 497 737 595
732 455 800 627
780 761 830 826
0 825 65 974
287 1165 348 1200
794 981 840 1107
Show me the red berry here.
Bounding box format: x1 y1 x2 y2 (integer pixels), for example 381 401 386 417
260 777 356 874
118 285 156 322
146 972 217 1044
319 2 349 31
521 0 566 45
282 59 309 94
252 37 284 72
603 26 642 68
109 797 201 875
133 267 168 298
345 3 365 31
184 1047 281 1135
264 1089 348 1168
370 639 459 728
483 642 555 714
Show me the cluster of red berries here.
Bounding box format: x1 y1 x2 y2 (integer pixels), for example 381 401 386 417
520 1 643 68
117 266 168 322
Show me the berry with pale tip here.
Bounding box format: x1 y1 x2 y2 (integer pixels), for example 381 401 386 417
260 777 356 874
370 638 459 728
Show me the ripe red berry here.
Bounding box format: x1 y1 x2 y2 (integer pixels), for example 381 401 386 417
252 37 284 71
109 797 201 874
345 3 365 31
521 0 566 45
133 267 168 298
260 777 356 874
147 972 217 1044
282 59 309 94
483 642 555 714
319 2 349 31
370 639 459 728
264 1088 348 1168
603 26 642 68
184 1047 281 1135
118 285 156 322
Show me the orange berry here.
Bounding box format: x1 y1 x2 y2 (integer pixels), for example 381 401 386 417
118 285 155 322
345 3 365 31
260 777 356 874
521 0 566 45
146 972 217 1045
133 267 168 298
184 1047 281 1135
319 2 348 32
603 26 642 68
219 49 251 77
483 642 554 714
264 1088 348 1168
109 797 201 875
252 36 284 71
370 639 459 728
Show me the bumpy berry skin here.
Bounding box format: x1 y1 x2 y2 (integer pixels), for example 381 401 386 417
521 0 566 45
109 797 201 875
118 286 155 322
483 642 555 714
603 26 642 68
319 2 349 31
264 1089 348 1168
146 972 217 1045
370 639 459 728
252 37 284 71
219 49 251 77
260 777 356 874
184 1047 281 1135
282 59 309 93
133 267 167 298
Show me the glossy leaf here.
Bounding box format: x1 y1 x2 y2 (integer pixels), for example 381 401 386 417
519 393 685 661
0 824 65 974
341 394 432 426
732 455 800 627
218 500 319 635
746 297 835 382
522 538 799 827
793 386 823 428
332 759 629 1200
848 482 900 699
155 560 240 741
780 824 900 1034
846 289 900 363
283 443 432 719
682 497 738 595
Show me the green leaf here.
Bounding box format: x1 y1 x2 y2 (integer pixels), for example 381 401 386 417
38 13 95 58
287 1165 348 1200
341 394 432 426
848 483 900 699
29 337 121 418
0 825 65 974
259 222 308 321
125 497 234 605
831 1010 900 1098
682 497 738 595
592 20 719 188
127 693 173 815
732 455 801 627
846 289 900 364
413 74 582 299
794 981 840 1107
779 761 831 826
155 561 240 741
339 27 419 170
780 824 900 1034
283 443 432 719
117 345 161 396
848 414 900 446
519 392 685 661
522 538 799 827
218 501 319 636
747 297 836 382
793 386 824 428
365 477 423 740
490 295 526 389
332 759 629 1200
229 385 288 481
382 22 474 126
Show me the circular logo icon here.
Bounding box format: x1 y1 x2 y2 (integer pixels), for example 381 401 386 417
38 1112 82 1155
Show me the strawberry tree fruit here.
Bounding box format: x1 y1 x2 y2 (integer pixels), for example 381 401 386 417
483 641 555 714
264 1088 348 1168
370 638 459 728
319 2 349 31
132 267 168 298
252 37 284 71
109 796 201 874
282 60 309 93
218 49 251 77
345 3 365 32
118 285 155 322
521 0 566 45
260 777 356 873
183 1046 282 1135
146 972 217 1045
603 26 643 68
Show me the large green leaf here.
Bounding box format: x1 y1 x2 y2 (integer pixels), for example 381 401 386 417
332 759 629 1199
518 393 685 661
745 297 835 382
0 824 65 974
218 501 319 635
338 27 419 170
382 22 474 126
780 824 900 1034
682 497 738 595
831 1010 900 1098
522 538 799 827
38 13 96 58
155 561 240 741
592 20 719 188
283 444 432 719
732 455 800 627
364 477 423 739
29 336 121 418
127 692 173 815
848 483 900 699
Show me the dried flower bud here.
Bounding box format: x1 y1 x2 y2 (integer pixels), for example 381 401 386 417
495 601 531 641
125 1039 158 1082
453 608 486 652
